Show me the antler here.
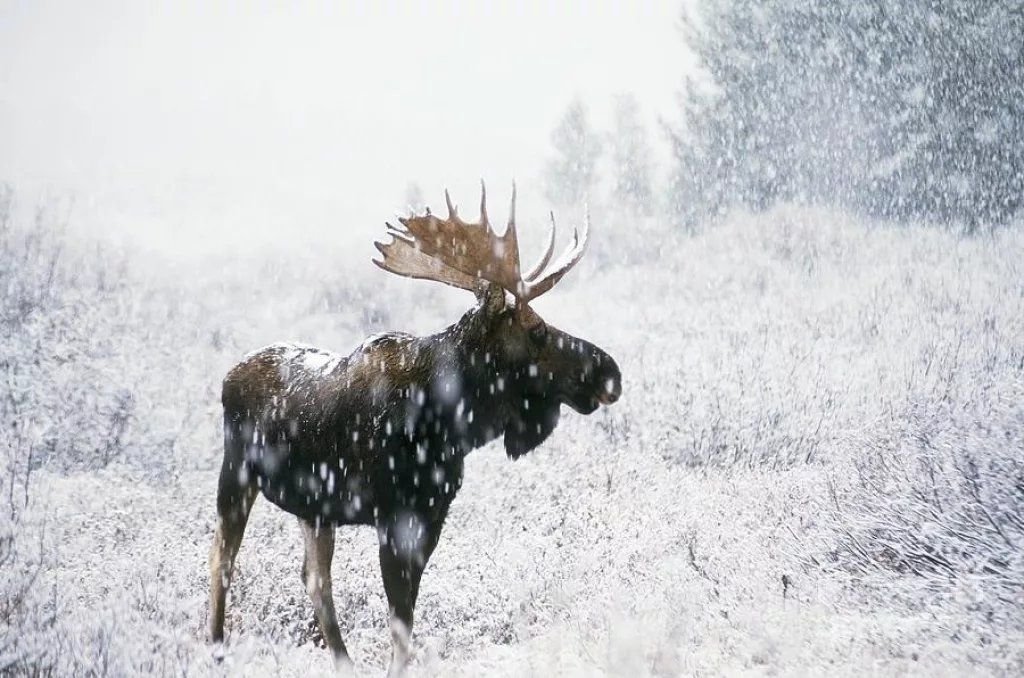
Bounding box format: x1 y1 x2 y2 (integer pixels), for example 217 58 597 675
520 208 588 301
373 183 587 305
523 211 557 281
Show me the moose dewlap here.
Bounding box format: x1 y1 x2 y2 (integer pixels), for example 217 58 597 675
208 184 621 676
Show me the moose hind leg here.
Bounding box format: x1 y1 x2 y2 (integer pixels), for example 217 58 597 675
299 518 351 665
208 451 258 643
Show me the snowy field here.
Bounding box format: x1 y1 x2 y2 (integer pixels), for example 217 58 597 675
2 199 1023 676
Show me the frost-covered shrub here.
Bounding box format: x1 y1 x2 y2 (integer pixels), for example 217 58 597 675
840 392 1024 581
1 198 140 473
0 515 56 675
2 195 1022 675
830 334 1024 585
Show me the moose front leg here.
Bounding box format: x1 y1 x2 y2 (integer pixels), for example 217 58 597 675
377 510 444 678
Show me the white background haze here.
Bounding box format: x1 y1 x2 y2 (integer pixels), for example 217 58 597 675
1 0 688 255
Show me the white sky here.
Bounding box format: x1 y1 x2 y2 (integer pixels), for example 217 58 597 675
0 1 691 256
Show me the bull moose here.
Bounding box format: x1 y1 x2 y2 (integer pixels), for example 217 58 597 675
208 184 622 675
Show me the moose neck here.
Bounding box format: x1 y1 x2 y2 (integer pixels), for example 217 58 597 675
416 304 512 456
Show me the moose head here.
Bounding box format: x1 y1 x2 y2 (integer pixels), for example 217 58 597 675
374 183 621 457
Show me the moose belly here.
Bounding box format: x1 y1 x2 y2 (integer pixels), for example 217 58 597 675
254 457 376 526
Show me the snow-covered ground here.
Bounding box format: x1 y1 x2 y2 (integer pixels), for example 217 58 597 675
2 203 1022 676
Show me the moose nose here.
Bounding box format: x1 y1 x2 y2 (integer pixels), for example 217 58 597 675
598 375 621 405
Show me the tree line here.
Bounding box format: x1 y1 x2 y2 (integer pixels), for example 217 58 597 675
544 0 1024 231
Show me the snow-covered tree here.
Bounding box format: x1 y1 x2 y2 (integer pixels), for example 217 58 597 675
872 1 1024 228
668 0 1024 229
543 99 602 210
608 93 655 215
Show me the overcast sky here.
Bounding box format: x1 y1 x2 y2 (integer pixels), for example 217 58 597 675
0 1 691 256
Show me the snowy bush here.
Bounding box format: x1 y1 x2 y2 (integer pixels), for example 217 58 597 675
1 193 1022 675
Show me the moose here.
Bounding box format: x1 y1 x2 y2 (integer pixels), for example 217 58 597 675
208 184 621 676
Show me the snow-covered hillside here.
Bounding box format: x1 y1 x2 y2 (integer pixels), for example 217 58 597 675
2 202 1022 676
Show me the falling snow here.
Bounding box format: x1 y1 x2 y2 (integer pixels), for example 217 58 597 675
2 3 1024 677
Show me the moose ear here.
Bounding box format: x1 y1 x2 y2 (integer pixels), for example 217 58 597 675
474 281 506 314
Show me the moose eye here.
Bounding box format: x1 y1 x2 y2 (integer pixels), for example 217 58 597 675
528 322 547 344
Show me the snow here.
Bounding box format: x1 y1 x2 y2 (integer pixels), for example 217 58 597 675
300 350 340 374
2 203 1023 676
